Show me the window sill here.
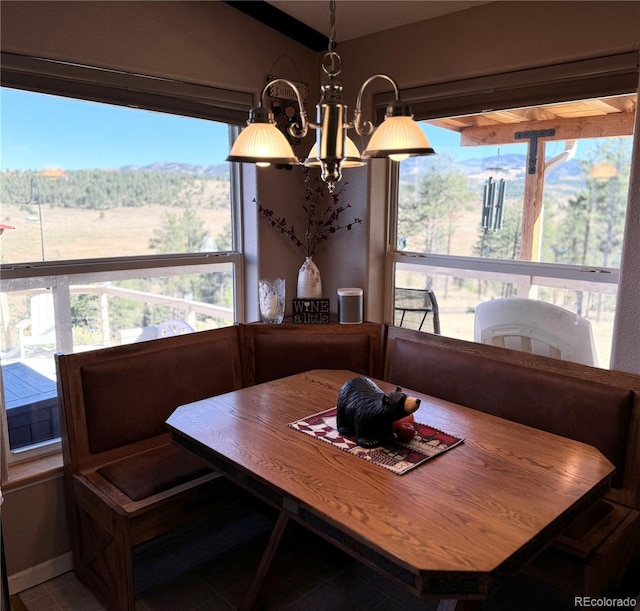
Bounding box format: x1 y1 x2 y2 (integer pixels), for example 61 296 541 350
4 452 64 491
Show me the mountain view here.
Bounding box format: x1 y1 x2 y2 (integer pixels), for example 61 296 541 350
397 137 631 270
117 162 230 177
404 153 584 186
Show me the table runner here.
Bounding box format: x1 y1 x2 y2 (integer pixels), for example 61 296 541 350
289 407 464 475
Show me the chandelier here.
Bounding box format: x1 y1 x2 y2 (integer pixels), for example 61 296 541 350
226 0 435 192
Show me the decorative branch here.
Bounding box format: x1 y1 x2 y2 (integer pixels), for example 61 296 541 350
256 168 362 257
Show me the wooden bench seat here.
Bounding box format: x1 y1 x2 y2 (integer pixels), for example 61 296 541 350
56 326 244 611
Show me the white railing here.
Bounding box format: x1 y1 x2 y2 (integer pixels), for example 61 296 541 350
0 256 238 355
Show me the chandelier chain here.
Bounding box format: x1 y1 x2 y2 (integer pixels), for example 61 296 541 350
328 0 336 52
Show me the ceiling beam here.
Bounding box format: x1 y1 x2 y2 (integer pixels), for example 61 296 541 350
223 1 329 52
460 112 635 146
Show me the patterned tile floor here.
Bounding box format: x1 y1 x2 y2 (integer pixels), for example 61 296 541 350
13 492 639 611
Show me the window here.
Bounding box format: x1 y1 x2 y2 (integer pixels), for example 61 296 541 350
1 89 235 262
0 54 251 462
386 54 638 369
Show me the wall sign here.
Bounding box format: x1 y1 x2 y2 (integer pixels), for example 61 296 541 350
268 75 309 146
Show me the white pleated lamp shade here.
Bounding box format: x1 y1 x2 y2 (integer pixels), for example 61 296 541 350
362 116 435 161
304 137 365 168
227 122 299 166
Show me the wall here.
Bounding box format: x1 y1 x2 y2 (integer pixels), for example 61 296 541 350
1 0 640 589
1 474 70 591
0 0 319 92
337 1 640 108
613 79 640 374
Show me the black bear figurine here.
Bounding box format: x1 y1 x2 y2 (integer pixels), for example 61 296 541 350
336 376 421 448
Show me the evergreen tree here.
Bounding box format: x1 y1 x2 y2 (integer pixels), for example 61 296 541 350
473 205 522 260
398 153 472 254
148 206 208 254
552 138 630 269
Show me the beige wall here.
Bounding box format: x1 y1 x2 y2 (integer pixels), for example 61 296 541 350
2 475 69 584
0 0 319 92
338 1 640 94
1 0 639 587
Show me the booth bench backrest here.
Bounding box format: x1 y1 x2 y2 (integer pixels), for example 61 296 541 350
57 323 383 469
384 326 640 504
57 326 244 470
56 321 640 509
241 322 383 386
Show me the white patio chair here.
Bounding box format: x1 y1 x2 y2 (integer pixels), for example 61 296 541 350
114 320 194 345
474 297 598 366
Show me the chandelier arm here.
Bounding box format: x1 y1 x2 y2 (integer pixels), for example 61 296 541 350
353 74 400 136
260 78 309 138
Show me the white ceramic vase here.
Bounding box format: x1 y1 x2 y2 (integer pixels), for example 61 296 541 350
297 256 322 299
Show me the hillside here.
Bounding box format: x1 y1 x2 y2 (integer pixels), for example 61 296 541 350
1 163 231 211
117 162 230 177
402 153 584 186
0 164 233 264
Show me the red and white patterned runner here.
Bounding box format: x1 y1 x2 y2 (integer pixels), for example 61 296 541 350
289 407 464 475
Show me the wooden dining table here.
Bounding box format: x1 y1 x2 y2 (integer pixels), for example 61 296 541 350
166 369 615 611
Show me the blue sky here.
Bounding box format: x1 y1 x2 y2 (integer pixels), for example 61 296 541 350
0 86 493 171
1 88 232 170
1 86 583 171
423 123 570 162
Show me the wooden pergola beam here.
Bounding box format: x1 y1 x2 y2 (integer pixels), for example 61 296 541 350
460 112 635 146
520 139 547 262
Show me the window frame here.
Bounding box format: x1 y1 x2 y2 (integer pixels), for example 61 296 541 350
374 52 639 123
0 53 251 466
383 52 639 356
1 52 253 125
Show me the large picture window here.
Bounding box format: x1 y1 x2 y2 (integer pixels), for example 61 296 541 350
1 88 235 262
391 87 636 369
0 58 249 462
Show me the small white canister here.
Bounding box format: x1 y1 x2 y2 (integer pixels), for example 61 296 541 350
337 288 363 324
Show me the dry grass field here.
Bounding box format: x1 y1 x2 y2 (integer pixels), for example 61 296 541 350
1 202 231 262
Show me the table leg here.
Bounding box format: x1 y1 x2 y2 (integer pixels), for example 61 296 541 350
436 600 482 611
240 511 289 611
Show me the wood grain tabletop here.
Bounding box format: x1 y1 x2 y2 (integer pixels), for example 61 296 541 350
166 369 614 596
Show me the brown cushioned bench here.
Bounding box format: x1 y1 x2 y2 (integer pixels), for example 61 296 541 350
56 326 245 611
56 322 384 611
383 325 640 600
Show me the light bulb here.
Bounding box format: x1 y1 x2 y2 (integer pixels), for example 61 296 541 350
389 154 409 162
256 162 271 168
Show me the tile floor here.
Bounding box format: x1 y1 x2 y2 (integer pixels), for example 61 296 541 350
13 491 639 611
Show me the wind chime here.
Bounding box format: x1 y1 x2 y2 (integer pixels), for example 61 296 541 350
481 150 507 232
